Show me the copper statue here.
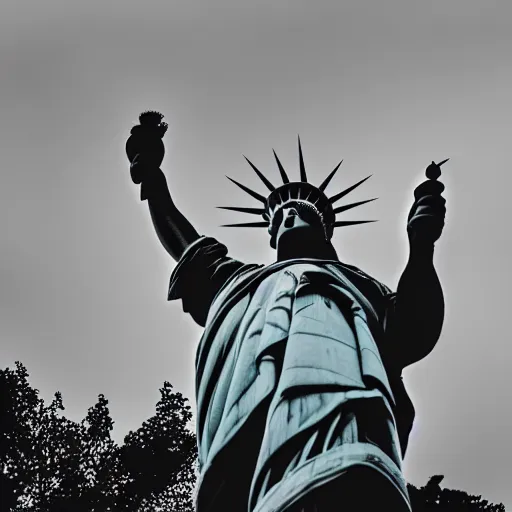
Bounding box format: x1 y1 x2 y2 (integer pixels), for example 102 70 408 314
126 111 446 512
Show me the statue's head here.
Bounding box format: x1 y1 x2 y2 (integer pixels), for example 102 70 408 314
271 201 326 249
219 138 377 251
265 182 336 249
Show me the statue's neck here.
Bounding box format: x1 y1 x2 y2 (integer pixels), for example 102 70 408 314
276 227 339 262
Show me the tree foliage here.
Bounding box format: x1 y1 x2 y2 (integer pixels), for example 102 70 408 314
0 363 196 511
407 476 506 512
0 362 505 511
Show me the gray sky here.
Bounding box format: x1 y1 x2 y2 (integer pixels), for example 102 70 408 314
1 0 511 507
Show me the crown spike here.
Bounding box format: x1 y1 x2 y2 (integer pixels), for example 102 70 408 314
333 198 378 215
222 221 269 228
329 175 373 205
243 156 275 192
333 220 378 228
319 160 343 192
225 176 266 203
298 136 307 182
217 206 265 215
273 150 290 184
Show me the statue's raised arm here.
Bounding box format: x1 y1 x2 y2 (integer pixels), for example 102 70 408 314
126 112 251 327
126 111 200 262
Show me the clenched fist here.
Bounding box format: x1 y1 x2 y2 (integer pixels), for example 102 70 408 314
407 161 447 246
126 111 168 200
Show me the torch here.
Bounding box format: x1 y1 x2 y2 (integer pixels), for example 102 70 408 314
126 111 168 185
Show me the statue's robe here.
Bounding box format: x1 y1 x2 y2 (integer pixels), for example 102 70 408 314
169 237 416 512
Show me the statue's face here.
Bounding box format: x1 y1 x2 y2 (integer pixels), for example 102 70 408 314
274 205 325 247
276 207 310 240
271 202 337 260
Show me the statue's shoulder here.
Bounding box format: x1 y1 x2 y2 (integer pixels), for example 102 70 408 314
332 261 393 296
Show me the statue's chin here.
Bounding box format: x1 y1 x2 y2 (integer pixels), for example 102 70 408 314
276 226 338 262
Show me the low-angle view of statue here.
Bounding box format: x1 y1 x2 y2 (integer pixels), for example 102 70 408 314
125 111 447 512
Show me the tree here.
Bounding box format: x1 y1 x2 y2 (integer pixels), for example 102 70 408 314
117 381 197 511
407 476 506 512
1 363 196 511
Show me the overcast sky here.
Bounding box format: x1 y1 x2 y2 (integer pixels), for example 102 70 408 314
1 0 511 508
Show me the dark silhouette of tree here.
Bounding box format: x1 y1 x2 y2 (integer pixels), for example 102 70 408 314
1 362 505 511
1 363 196 511
407 476 506 512
117 381 197 511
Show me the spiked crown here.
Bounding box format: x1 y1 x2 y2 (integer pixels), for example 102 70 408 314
218 137 377 248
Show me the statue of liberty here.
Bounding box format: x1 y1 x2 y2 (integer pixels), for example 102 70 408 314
126 112 446 512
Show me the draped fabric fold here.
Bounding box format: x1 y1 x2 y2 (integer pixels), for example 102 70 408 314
168 237 414 512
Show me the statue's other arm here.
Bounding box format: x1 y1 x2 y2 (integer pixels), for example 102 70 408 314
387 172 447 369
391 243 444 368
